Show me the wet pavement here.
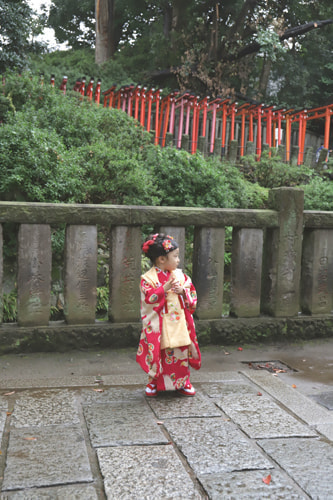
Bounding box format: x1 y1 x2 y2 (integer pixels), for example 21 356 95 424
0 338 332 499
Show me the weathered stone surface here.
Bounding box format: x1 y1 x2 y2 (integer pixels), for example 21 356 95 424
230 228 263 317
198 470 306 499
146 391 222 419
83 401 168 446
262 188 304 317
164 418 272 474
316 423 333 441
2 426 92 490
310 391 333 410
191 371 244 383
244 370 332 425
203 382 257 398
193 227 225 319
97 445 201 499
64 225 97 325
215 393 317 438
258 438 333 499
304 210 333 229
80 387 145 405
0 224 2 323
17 224 51 326
109 226 141 322
301 229 333 315
3 484 98 499
11 390 80 428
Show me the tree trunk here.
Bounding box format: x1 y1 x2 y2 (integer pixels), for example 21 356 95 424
95 0 115 65
257 56 272 100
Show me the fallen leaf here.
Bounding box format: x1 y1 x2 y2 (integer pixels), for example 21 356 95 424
24 437 37 441
262 474 271 485
4 391 15 396
224 351 230 355
156 421 164 425
93 388 104 393
292 384 297 388
237 347 243 351
6 412 12 416
257 392 262 396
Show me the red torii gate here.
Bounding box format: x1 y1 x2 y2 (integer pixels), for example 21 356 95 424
50 75 333 163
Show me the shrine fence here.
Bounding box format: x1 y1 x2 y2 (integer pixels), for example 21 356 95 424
0 187 332 352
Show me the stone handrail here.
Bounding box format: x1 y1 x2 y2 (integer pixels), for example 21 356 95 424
0 187 332 352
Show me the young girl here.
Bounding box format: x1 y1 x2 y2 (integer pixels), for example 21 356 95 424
136 233 201 397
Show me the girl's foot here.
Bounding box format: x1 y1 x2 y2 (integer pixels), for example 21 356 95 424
177 381 196 396
145 382 157 397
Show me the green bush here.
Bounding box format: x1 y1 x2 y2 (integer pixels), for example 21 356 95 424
301 177 333 210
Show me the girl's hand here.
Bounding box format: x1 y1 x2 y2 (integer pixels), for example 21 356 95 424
171 281 184 295
163 276 176 292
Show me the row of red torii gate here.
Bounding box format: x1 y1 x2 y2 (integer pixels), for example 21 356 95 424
54 75 333 165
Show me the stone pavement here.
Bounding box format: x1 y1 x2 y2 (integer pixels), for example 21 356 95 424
0 342 332 499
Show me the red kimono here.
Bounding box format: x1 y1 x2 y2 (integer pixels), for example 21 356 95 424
136 266 201 392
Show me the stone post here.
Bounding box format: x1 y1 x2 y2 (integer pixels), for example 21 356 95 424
192 227 225 319
228 140 238 164
301 229 333 315
182 134 189 152
165 132 173 147
304 146 313 167
109 226 141 322
197 136 207 155
159 226 186 270
0 225 2 323
17 224 51 326
291 145 299 166
64 225 97 324
277 144 285 161
245 141 255 156
230 228 263 317
261 188 304 317
213 141 221 157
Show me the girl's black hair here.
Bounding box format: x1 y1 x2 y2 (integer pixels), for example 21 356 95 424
142 233 178 263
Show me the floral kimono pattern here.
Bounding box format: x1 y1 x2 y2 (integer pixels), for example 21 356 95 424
136 266 201 392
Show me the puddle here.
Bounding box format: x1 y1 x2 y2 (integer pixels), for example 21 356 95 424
242 360 297 374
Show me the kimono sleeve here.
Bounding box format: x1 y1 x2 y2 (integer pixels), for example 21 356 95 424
183 274 197 314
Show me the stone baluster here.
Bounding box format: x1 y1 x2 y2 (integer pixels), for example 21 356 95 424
301 229 333 315
64 225 97 324
261 188 304 317
192 227 225 319
230 228 263 317
17 224 51 326
109 226 141 322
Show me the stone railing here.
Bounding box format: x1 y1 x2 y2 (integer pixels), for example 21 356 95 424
0 187 332 352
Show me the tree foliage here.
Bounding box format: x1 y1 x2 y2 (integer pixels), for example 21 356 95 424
0 0 46 73
45 0 333 107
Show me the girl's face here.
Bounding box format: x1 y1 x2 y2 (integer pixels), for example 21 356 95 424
164 248 180 271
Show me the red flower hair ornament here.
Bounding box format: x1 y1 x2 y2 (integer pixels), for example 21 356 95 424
142 233 159 254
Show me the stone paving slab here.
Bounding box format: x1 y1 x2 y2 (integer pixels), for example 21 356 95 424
202 381 258 398
10 390 80 428
197 469 307 499
0 397 8 410
83 401 168 447
316 423 333 441
80 387 144 405
2 425 93 491
243 370 332 425
258 437 333 499
97 445 201 499
191 371 244 383
310 391 333 410
215 393 317 439
0 484 98 499
147 391 222 419
164 417 272 474
0 376 99 389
